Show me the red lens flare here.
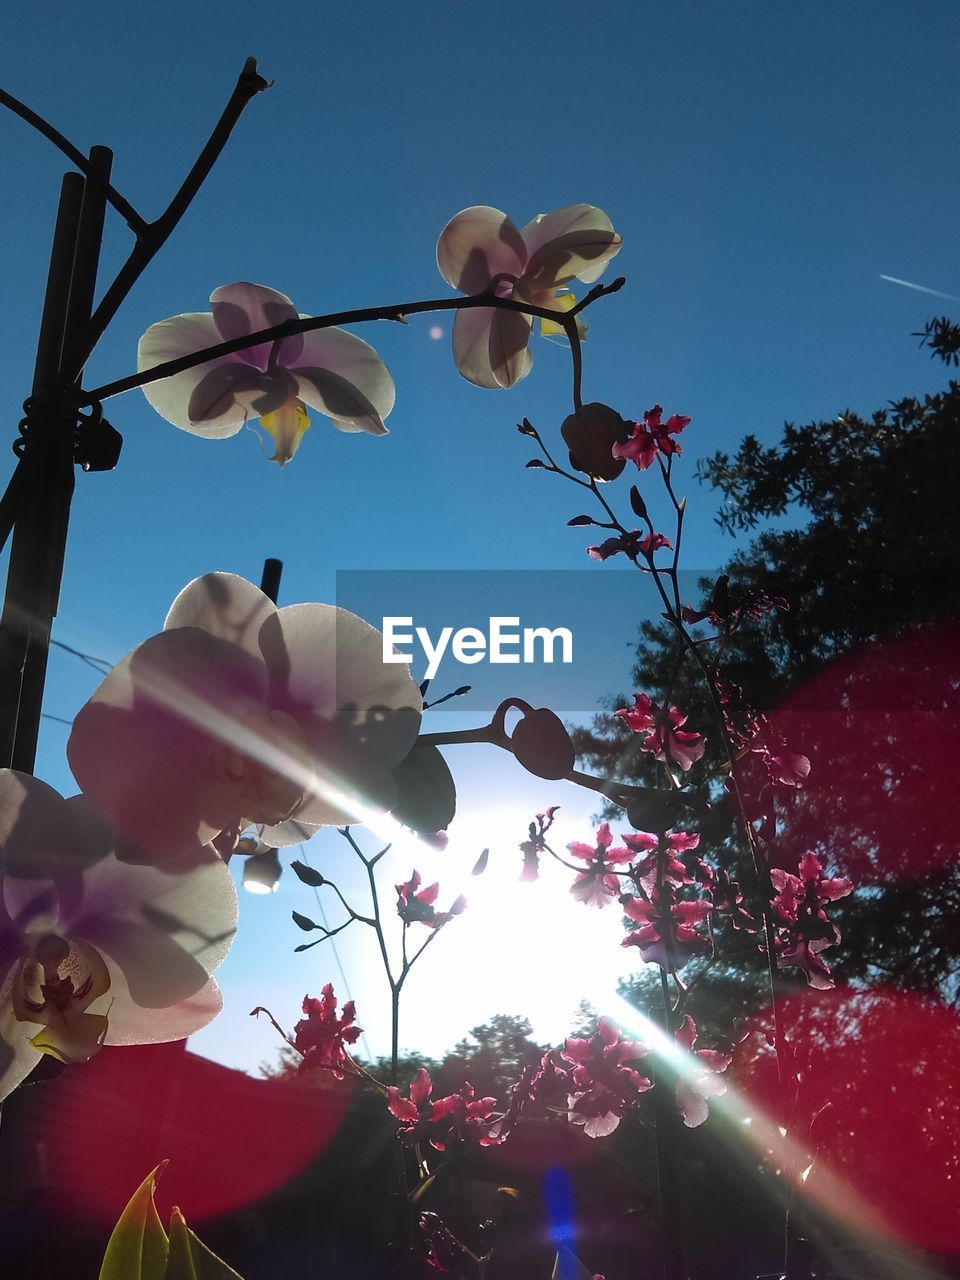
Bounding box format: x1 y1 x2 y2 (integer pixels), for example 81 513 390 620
737 985 960 1256
12 1041 349 1223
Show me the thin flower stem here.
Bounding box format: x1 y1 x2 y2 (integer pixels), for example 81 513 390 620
565 309 585 411
70 58 272 371
80 277 626 405
403 925 444 972
417 716 703 812
537 432 794 1093
324 876 374 925
0 88 147 233
654 968 687 1280
541 839 590 875
295 918 358 950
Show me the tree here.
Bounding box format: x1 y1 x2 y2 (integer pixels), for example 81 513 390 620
574 327 960 1002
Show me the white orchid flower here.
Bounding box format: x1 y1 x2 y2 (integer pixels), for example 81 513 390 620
436 204 622 389
67 573 423 863
0 771 237 1102
137 283 396 466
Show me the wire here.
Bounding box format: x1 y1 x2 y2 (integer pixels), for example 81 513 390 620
50 637 113 675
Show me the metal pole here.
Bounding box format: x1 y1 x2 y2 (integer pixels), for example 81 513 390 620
259 557 283 605
0 148 112 772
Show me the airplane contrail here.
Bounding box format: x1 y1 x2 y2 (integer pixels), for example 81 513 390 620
880 274 960 303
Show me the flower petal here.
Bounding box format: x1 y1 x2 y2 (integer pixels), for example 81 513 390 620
210 282 302 367
100 971 224 1045
0 770 107 881
451 307 533 389
520 205 622 289
186 363 295 425
67 629 268 863
436 207 527 293
138 312 254 435
294 327 396 434
258 603 422 827
0 966 41 1102
164 572 277 663
68 849 237 1007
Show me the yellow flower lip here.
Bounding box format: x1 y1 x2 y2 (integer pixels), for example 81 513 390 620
260 397 311 467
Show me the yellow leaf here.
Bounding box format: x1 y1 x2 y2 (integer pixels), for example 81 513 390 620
98 1164 170 1280
165 1206 245 1279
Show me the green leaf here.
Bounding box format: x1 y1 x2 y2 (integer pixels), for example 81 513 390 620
391 744 456 833
567 514 596 527
165 1206 245 1279
290 860 324 887
525 458 546 468
98 1164 169 1280
291 911 318 931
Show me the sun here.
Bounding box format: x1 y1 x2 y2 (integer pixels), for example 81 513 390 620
396 799 644 1055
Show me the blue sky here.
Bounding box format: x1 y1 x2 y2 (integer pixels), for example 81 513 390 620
1 1 958 1070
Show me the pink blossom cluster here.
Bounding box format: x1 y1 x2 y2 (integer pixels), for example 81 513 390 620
771 852 853 989
615 692 707 773
395 870 467 929
612 404 691 471
386 1067 504 1150
292 984 363 1079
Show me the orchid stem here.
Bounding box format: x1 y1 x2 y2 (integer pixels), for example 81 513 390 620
80 278 626 406
0 87 146 233
71 58 271 371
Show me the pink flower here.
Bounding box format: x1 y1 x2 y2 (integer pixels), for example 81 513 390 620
674 1015 732 1127
586 531 672 562
621 886 712 971
560 1017 651 1137
437 205 621 388
396 871 466 929
567 821 634 907
293 984 362 1079
771 852 853 989
387 1068 503 1150
612 405 691 471
138 282 395 466
709 868 759 933
624 830 701 894
614 693 706 772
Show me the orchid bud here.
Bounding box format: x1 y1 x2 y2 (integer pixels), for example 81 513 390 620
511 708 575 780
561 402 630 482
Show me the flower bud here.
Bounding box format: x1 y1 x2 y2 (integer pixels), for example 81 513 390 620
511 708 575 780
561 402 631 482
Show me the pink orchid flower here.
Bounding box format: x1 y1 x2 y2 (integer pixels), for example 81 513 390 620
674 1015 732 1128
395 870 467 929
615 692 707 772
560 1016 651 1137
436 205 622 388
137 282 395 466
0 771 236 1102
567 821 634 908
292 984 362 1079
